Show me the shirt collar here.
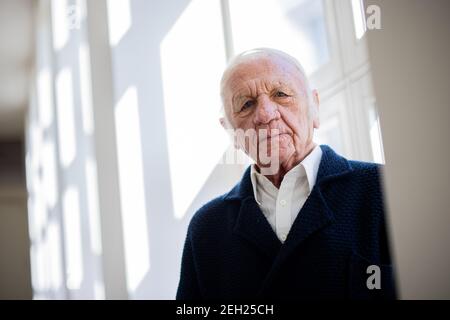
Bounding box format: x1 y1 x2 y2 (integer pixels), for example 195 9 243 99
301 144 322 191
250 144 323 203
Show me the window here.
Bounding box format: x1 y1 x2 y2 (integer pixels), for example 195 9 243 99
227 0 330 75
351 0 367 39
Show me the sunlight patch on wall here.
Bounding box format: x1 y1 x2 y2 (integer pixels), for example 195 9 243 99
37 68 54 129
28 122 48 237
62 186 83 291
94 279 105 300
29 243 42 297
41 140 58 210
161 0 229 220
79 43 94 136
106 0 132 47
85 157 102 256
56 68 77 168
114 86 150 293
47 219 64 292
30 239 50 298
51 0 70 51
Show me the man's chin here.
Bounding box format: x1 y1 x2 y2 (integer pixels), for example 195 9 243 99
254 153 294 175
256 144 292 161
256 162 281 175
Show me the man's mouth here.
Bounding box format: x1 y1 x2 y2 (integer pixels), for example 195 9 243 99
258 132 288 142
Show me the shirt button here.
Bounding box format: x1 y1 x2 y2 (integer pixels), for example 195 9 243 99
280 199 287 206
280 233 287 241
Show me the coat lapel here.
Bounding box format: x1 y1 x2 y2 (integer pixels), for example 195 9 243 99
225 166 282 260
224 145 354 295
233 197 282 260
257 186 335 296
224 167 281 260
257 144 354 296
281 144 353 252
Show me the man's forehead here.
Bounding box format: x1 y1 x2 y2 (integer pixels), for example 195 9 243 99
224 56 300 89
227 55 295 77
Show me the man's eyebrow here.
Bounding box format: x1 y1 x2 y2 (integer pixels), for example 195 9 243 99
232 93 251 107
273 82 296 93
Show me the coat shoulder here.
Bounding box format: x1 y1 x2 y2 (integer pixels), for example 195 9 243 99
186 194 231 238
348 159 383 181
349 159 383 171
345 160 385 204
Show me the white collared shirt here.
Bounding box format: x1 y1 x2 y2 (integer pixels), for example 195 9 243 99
250 144 323 243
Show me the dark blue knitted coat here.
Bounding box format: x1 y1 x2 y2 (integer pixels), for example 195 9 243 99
176 145 397 300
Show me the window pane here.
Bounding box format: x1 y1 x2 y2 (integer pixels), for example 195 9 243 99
369 105 385 164
351 0 367 39
228 0 330 75
315 115 344 156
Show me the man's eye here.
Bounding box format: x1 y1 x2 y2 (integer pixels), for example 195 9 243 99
275 91 289 97
241 100 254 111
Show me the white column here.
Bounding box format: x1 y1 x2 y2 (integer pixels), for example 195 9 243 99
366 0 450 299
85 0 128 300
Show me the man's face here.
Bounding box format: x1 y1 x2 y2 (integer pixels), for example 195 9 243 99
221 55 320 168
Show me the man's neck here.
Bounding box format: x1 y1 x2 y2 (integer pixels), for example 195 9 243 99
257 142 317 189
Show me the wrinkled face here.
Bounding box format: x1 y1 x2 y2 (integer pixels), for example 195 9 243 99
221 55 319 168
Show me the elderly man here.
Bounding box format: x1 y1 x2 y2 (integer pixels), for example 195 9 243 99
176 48 396 300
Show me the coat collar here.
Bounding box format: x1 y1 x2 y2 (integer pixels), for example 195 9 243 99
223 145 354 286
223 144 353 202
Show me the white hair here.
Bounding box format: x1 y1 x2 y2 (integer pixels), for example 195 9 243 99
219 48 316 128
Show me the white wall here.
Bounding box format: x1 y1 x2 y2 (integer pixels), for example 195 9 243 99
105 0 244 299
27 0 106 299
366 0 450 299
27 0 244 299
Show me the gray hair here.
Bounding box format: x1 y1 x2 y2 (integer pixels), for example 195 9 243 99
219 48 316 128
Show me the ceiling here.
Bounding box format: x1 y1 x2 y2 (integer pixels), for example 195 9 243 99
0 0 34 140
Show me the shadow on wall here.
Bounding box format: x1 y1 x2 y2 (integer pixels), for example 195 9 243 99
108 0 242 299
0 141 32 299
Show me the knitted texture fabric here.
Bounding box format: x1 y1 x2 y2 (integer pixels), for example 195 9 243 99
176 145 397 300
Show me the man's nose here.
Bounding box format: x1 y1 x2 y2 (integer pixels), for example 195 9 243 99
253 97 278 125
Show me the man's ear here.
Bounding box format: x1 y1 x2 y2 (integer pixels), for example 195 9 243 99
219 117 227 129
312 89 320 129
220 117 240 149
312 89 320 106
